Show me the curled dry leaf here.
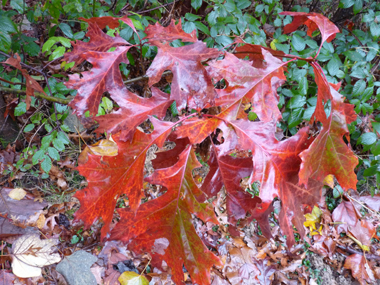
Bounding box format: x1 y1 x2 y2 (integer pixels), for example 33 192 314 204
11 233 61 278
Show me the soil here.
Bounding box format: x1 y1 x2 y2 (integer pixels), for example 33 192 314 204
307 253 357 285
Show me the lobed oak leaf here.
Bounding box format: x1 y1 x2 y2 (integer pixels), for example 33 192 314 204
66 46 131 116
207 51 288 122
63 23 129 67
299 64 358 190
219 117 322 247
233 41 289 63
110 146 221 285
95 87 173 141
144 19 197 43
174 117 220 144
3 54 47 110
280 12 340 56
344 254 375 285
74 117 174 238
201 143 261 224
146 41 219 111
79 15 137 31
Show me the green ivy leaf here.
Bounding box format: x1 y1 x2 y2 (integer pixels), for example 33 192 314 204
32 149 45 165
370 22 380 37
358 132 377 146
14 102 27 116
10 0 25 13
352 80 366 97
24 124 35 133
353 0 363 14
41 156 52 173
59 23 74 38
291 34 305 51
48 147 60 161
327 57 340 76
191 0 202 10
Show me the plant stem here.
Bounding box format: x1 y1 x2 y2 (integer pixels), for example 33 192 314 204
0 87 73 104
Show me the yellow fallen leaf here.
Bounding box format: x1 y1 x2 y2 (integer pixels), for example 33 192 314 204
304 206 323 235
8 188 27 200
78 136 118 165
270 39 278 51
88 136 118 156
323 174 334 188
118 271 149 285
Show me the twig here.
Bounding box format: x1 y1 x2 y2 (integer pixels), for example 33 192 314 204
346 193 380 220
0 51 49 77
0 87 73 104
0 77 25 85
122 70 171 84
1 71 173 105
336 244 380 261
131 2 173 14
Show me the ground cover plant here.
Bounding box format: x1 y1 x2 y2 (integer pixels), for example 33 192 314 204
1 1 380 284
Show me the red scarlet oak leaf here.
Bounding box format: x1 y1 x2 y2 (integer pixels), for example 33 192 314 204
144 19 197 43
63 22 129 67
65 46 131 116
344 254 375 284
207 51 289 122
146 41 220 111
95 87 173 141
219 118 322 247
201 142 261 224
110 146 222 285
79 15 137 31
74 117 174 238
298 63 358 190
3 54 47 110
280 12 340 56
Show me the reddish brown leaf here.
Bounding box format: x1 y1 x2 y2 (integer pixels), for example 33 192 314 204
66 46 131 116
3 54 47 109
253 259 276 285
146 41 219 111
174 117 220 144
358 195 380 211
207 51 288 122
95 87 173 141
344 254 375 284
74 117 174 238
144 19 197 43
80 15 136 31
331 200 360 233
299 64 358 190
0 270 16 285
64 23 129 67
348 220 376 249
110 146 221 285
280 12 340 56
201 143 261 223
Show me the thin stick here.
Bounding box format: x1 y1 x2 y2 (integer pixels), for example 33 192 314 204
0 87 73 104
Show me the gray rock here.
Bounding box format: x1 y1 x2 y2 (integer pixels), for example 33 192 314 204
56 250 98 285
